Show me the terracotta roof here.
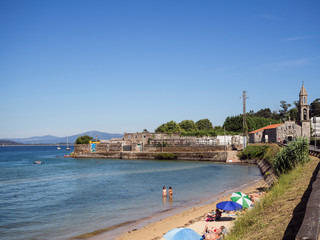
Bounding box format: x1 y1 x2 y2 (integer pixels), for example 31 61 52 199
249 123 284 134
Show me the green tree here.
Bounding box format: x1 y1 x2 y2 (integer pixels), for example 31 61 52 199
223 115 243 132
155 120 182 133
255 108 272 119
310 98 320 117
279 101 291 121
195 119 213 130
179 120 197 132
75 135 93 144
288 107 299 121
223 115 280 133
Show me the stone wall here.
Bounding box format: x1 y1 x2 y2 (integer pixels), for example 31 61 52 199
296 158 320 240
73 144 228 161
74 143 121 154
123 132 243 147
240 158 277 186
120 151 228 161
143 145 229 152
74 144 90 153
96 143 122 152
75 152 121 159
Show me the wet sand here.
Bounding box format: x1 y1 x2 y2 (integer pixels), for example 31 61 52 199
87 178 267 240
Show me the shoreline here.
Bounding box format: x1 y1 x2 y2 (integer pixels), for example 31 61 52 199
74 177 266 240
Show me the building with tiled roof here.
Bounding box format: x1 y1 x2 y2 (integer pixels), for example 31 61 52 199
249 84 310 143
249 122 302 143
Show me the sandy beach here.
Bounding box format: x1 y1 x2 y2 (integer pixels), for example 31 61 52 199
88 178 267 240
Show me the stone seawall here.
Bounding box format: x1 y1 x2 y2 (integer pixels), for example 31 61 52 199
240 158 277 186
120 152 228 161
73 144 228 161
144 145 229 152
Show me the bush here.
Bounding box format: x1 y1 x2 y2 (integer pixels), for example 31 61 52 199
154 153 178 160
237 144 281 164
238 145 269 160
273 137 309 176
75 135 93 144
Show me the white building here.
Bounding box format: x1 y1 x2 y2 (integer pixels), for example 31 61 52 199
311 117 320 137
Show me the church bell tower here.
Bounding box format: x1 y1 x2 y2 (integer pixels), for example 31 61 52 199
299 83 311 139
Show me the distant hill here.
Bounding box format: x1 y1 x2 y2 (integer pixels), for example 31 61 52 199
0 140 21 145
0 131 123 144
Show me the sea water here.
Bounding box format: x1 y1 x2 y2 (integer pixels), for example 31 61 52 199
0 146 261 240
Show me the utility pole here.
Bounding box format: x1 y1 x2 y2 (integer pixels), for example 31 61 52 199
224 126 226 150
314 117 317 150
242 91 248 149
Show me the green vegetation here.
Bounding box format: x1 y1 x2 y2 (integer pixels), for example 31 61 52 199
154 98 319 135
225 156 319 240
155 119 237 136
179 120 197 132
273 137 309 175
237 144 279 162
75 135 93 144
223 115 280 133
195 118 213 130
155 120 182 133
226 138 314 240
310 98 320 117
154 153 178 160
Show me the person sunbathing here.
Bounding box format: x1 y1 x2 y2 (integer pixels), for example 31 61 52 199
205 208 222 221
202 224 220 240
249 191 265 198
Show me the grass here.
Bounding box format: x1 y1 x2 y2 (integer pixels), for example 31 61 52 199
225 156 320 240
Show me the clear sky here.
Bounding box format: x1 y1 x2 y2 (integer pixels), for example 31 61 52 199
1 0 319 138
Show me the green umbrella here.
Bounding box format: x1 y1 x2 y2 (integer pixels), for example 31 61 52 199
231 192 252 208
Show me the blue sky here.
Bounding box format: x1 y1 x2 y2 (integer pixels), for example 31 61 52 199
1 0 319 138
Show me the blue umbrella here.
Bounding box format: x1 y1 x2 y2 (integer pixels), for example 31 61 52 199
163 228 202 240
216 201 243 211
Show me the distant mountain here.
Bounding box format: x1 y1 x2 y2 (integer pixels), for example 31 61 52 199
0 131 123 144
0 140 21 145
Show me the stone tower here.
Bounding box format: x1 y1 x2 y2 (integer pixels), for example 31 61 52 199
299 84 311 139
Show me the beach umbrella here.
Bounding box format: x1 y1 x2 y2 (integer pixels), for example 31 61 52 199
231 192 252 209
163 228 202 240
216 201 243 211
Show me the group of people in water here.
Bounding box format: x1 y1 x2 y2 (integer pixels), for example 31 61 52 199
162 186 173 198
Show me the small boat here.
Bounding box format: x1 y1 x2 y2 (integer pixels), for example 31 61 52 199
66 137 71 151
34 161 43 164
57 141 61 150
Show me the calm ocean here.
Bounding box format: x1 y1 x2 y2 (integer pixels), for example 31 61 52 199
0 146 261 240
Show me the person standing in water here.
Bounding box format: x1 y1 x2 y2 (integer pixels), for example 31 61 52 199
162 186 167 197
169 186 173 198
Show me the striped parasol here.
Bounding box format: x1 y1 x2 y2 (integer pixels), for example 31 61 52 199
231 192 252 208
